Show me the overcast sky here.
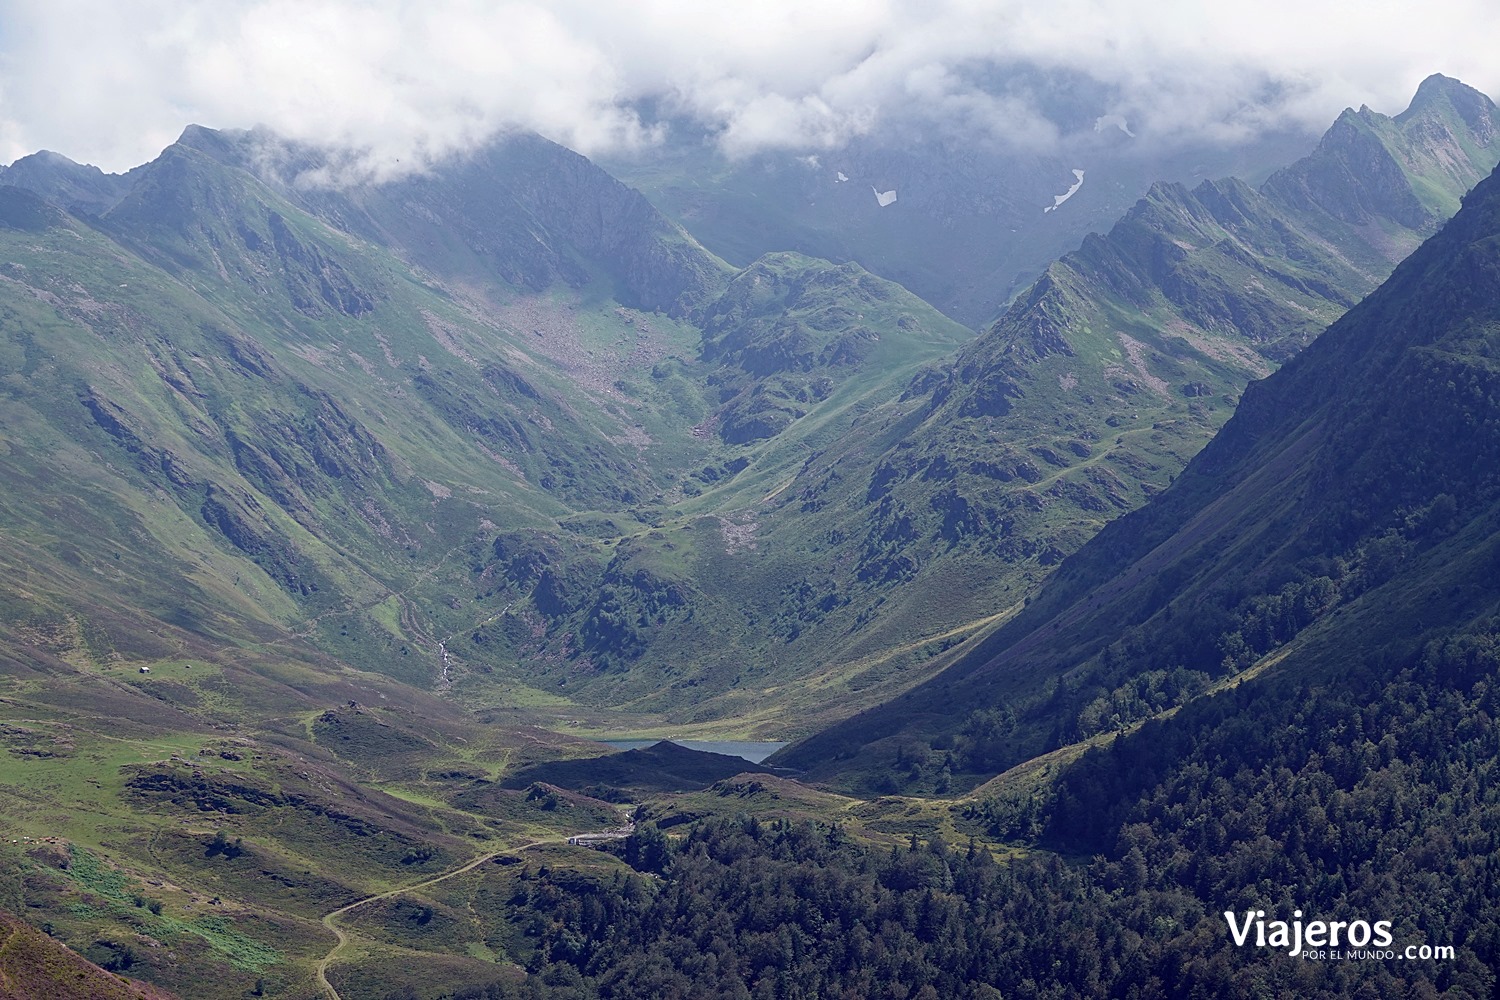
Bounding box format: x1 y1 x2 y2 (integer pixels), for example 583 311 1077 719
2 0 1497 177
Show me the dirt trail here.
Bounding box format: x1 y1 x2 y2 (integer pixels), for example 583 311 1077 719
314 845 525 999
315 817 632 999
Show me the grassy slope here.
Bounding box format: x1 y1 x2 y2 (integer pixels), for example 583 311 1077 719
0 908 180 1000
4 81 1493 743
0 674 644 998
453 250 976 726
784 155 1500 794
0 132 977 996
0 79 1497 1000
686 75 1500 739
0 127 994 738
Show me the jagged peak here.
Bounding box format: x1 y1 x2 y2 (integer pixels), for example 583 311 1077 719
1189 175 1256 202
1328 104 1380 135
0 147 134 216
1121 180 1196 224
1413 72 1463 97
1141 178 1193 202
169 124 272 173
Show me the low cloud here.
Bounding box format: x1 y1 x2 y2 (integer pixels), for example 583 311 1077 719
2 0 1497 177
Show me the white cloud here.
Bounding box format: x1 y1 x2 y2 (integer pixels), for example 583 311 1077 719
1 0 1497 176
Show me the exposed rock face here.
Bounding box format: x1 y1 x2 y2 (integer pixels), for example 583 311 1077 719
1264 74 1500 229
1264 108 1433 228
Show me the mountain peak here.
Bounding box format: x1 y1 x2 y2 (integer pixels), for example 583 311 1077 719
1259 76 1497 230
169 123 266 174
176 123 223 144
0 148 130 216
1408 72 1470 107
1399 72 1497 130
9 149 80 169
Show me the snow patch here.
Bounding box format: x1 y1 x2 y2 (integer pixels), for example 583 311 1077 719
1044 169 1085 213
872 186 897 207
1094 114 1136 137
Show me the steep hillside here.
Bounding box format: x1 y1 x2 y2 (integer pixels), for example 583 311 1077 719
352 76 1496 733
1 80 1495 745
0 909 179 1000
0 121 983 739
3 78 1500 1000
0 137 715 696
0 150 134 216
190 126 733 320
682 75 1498 736
456 253 973 705
372 171 1500 996
783 155 1500 795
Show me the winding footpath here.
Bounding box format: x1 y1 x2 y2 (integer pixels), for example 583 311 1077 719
314 846 519 999
314 819 633 1000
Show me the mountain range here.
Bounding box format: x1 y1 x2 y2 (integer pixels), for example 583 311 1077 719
0 76 1491 741
1 73 1499 998
602 66 1323 328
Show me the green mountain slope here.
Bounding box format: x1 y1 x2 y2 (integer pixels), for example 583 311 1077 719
0 141 708 696
456 252 974 709
731 143 1500 1000
0 122 983 737
324 161 1500 998
3 81 1500 1000
681 75 1497 737
783 155 1500 794
0 78 1492 729
0 908 180 1000
1 79 1494 747
188 125 732 320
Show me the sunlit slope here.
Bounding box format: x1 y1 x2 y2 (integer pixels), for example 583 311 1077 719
0 127 977 728
1 77 1496 736
0 135 729 690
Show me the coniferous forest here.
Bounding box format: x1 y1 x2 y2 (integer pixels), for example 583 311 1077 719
440 625 1500 1000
